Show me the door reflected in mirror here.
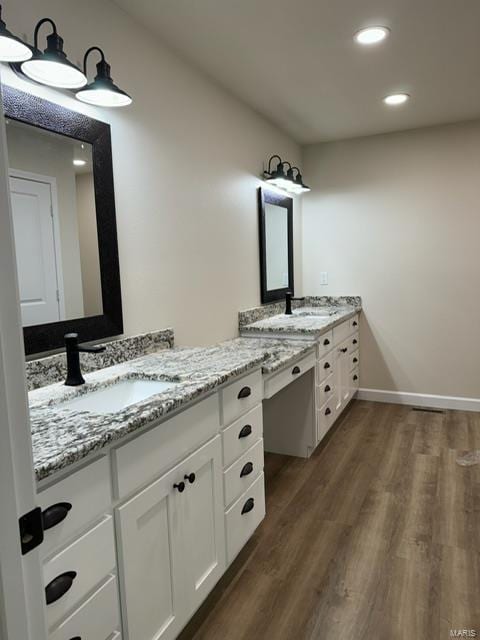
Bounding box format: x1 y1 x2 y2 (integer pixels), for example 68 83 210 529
6 119 102 327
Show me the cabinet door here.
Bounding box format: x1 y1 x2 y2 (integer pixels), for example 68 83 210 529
179 436 226 615
116 465 184 640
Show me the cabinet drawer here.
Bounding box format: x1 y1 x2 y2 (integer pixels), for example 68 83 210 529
38 457 112 559
350 314 360 332
224 439 264 508
332 319 351 345
222 404 263 468
221 370 263 426
49 574 119 640
44 515 116 629
113 394 219 499
317 330 334 357
317 398 336 443
351 368 360 391
264 351 315 400
225 473 265 564
350 332 359 351
350 350 359 372
316 374 335 408
317 353 336 384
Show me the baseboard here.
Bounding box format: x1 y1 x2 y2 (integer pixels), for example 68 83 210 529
357 388 480 412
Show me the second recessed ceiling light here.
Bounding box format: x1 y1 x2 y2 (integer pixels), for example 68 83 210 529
354 26 390 45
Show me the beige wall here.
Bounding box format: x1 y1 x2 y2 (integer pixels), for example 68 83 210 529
303 121 480 399
3 0 302 347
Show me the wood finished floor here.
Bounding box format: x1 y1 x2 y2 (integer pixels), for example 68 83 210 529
179 400 480 640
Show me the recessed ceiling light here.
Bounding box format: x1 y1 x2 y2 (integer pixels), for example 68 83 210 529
73 159 86 166
354 26 390 45
383 93 410 106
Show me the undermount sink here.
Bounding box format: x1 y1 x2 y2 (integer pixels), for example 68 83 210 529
293 307 339 317
57 378 178 414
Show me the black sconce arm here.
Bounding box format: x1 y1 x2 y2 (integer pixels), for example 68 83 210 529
33 17 57 50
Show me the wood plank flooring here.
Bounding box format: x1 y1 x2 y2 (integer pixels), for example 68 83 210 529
179 400 480 640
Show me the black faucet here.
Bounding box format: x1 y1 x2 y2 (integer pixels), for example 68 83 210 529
285 291 305 315
64 333 106 386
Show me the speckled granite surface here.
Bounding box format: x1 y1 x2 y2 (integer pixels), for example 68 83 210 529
239 296 361 327
26 329 174 391
30 336 316 482
240 299 361 339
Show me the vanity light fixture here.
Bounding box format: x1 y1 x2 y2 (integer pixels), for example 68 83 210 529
286 166 311 193
0 4 32 62
21 18 87 89
263 155 310 194
354 26 390 45
383 92 410 106
76 46 132 107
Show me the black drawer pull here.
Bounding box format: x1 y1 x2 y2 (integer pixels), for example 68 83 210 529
324 385 331 392
238 424 252 439
42 502 72 531
325 408 331 416
353 375 358 381
323 338 330 346
173 482 185 493
241 497 255 515
238 386 251 399
353 357 358 363
292 366 301 375
240 462 254 478
45 571 77 605
69 637 81 640
340 347 348 353
353 339 358 345
324 362 330 369
353 320 358 326
184 473 196 484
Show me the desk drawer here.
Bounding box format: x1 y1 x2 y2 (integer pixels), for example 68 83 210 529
264 351 315 399
317 330 334 357
317 353 336 384
316 374 335 408
222 404 263 468
225 473 265 564
43 515 116 629
224 439 264 508
221 370 263 425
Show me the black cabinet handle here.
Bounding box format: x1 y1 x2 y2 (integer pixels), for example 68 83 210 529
325 408 331 416
173 482 185 493
238 386 251 399
240 462 254 478
323 338 330 346
324 362 330 369
241 498 255 515
238 424 252 439
353 357 358 363
184 473 196 484
324 385 331 392
292 366 301 375
353 320 358 326
353 375 358 381
340 347 348 353
353 339 358 345
42 502 72 531
45 571 77 605
69 637 81 640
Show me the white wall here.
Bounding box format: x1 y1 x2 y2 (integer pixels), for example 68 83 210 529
2 0 302 347
303 120 480 400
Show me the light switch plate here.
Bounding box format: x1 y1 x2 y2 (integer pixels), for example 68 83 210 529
320 272 328 285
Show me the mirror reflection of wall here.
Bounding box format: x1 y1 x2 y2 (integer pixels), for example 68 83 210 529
265 203 289 291
5 119 103 327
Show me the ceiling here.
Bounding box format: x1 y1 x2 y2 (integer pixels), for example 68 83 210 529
113 0 480 143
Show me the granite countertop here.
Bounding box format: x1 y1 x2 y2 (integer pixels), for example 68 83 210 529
30 338 314 482
240 304 361 339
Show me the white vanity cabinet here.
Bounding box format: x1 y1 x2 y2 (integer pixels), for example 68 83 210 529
116 435 225 640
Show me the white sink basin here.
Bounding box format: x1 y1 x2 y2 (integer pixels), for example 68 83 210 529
58 379 178 414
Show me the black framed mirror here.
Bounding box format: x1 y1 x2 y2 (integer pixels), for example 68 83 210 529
258 187 294 303
3 86 123 355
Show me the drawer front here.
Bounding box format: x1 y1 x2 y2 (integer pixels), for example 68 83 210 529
317 398 336 443
316 373 335 409
38 457 112 559
317 330 334 357
222 404 263 468
114 394 220 499
350 314 360 332
332 319 351 345
221 370 263 426
224 439 264 508
350 332 359 351
264 351 315 400
350 349 360 372
225 473 265 564
49 574 119 640
351 367 360 391
44 515 116 629
316 353 336 384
